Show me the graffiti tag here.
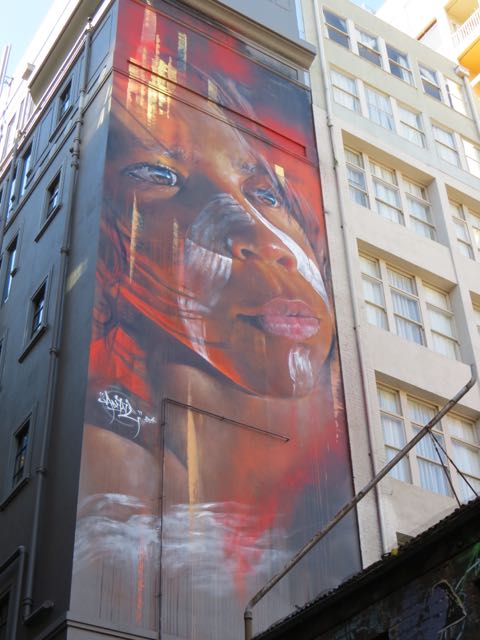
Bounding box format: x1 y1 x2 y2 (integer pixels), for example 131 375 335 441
98 389 156 438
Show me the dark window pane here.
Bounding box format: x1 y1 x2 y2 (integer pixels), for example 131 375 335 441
12 422 29 486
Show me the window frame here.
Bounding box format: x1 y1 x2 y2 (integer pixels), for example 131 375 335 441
376 383 480 500
323 8 350 49
386 44 413 85
360 254 459 360
19 275 50 362
57 80 72 123
432 123 460 167
450 200 480 260
355 28 382 67
331 68 361 113
419 64 442 101
345 149 435 240
11 419 30 489
1 235 19 305
18 144 32 200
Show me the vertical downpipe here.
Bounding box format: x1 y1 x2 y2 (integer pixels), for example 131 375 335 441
23 19 93 623
312 0 388 555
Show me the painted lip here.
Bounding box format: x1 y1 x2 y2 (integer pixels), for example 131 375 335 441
241 298 320 341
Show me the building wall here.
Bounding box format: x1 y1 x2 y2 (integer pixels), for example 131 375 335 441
0 3 117 639
302 0 480 560
68 1 361 638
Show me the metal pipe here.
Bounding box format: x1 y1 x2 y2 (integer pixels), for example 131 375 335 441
23 19 92 623
244 367 476 640
0 546 25 640
312 0 388 555
161 398 289 442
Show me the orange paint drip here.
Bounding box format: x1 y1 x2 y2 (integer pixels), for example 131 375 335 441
135 541 146 625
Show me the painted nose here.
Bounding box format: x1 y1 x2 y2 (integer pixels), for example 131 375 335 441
231 238 297 270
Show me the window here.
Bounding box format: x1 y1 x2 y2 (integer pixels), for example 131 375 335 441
419 65 442 100
18 145 32 199
386 45 413 84
45 172 61 219
445 79 467 115
331 69 360 112
450 201 480 259
409 398 451 496
474 305 480 336
444 414 480 501
2 236 17 303
323 9 349 48
370 161 403 224
404 179 435 239
5 166 17 221
360 255 388 329
360 255 459 358
345 149 369 207
462 138 480 178
377 384 480 500
346 149 435 239
387 267 424 345
31 283 46 337
424 286 458 359
0 592 9 640
12 420 29 486
450 202 474 258
378 387 411 482
58 82 71 120
356 29 381 66
398 105 425 147
365 86 394 130
432 124 460 166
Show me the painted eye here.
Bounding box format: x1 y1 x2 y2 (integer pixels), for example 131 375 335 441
243 176 282 209
252 187 279 207
122 163 179 187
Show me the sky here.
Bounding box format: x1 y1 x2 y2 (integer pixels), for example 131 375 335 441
0 0 385 79
0 0 55 77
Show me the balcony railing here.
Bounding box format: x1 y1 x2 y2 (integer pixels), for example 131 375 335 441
452 7 480 49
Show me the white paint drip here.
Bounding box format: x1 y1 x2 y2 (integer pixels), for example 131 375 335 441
288 345 315 396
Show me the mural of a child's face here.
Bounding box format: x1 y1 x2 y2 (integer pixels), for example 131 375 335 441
109 86 334 398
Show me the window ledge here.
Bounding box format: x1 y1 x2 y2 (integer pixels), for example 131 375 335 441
35 204 62 242
18 323 47 363
0 475 30 511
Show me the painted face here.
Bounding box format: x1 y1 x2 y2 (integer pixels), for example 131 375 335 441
108 87 334 398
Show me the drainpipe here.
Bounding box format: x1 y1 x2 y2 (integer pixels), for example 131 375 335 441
22 19 92 624
244 367 476 640
456 64 480 138
0 546 25 640
311 1 388 554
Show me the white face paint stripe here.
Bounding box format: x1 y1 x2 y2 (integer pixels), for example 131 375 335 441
250 204 329 306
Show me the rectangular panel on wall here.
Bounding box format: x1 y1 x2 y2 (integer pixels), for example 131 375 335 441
70 0 361 637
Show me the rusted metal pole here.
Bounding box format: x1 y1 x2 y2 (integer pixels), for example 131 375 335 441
244 367 476 640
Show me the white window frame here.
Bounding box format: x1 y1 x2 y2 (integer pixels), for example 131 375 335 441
432 123 460 167
450 200 480 260
359 254 459 359
462 138 480 179
385 44 413 85
323 8 350 49
330 68 361 113
377 384 480 500
419 64 443 101
346 149 435 240
355 28 382 67
397 104 425 148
